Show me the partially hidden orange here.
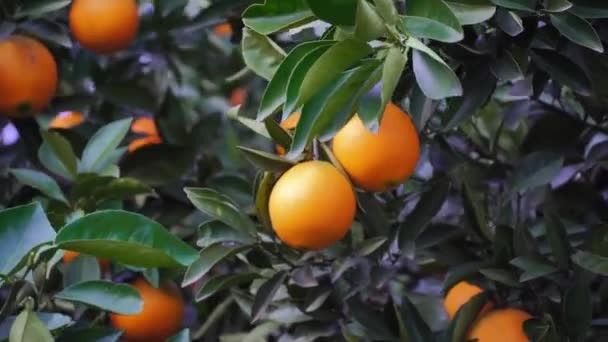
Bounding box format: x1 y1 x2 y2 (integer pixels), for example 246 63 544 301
276 112 301 156
0 35 58 118
110 277 184 342
49 111 84 129
129 117 162 152
467 308 533 342
69 0 139 54
332 103 420 192
214 23 233 37
268 161 356 250
443 281 494 320
62 250 110 273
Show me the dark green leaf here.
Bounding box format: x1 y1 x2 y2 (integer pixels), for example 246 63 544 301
356 237 387 256
571 251 608 275
91 178 152 201
543 205 572 270
40 130 78 178
198 221 256 247
243 0 314 34
184 188 257 236
196 273 260 302
10 169 67 204
252 271 288 322
55 280 143 315
182 243 252 287
446 0 496 25
238 146 296 172
412 49 463 99
394 296 433 342
55 210 198 268
306 0 357 25
38 142 74 180
509 151 564 194
570 0 608 18
241 28 286 81
544 0 573 12
254 172 275 233
511 256 559 281
121 145 195 186
550 13 603 52
403 0 464 43
445 292 490 342
79 119 132 173
563 278 592 341
98 84 156 112
489 0 536 11
531 49 592 96
0 203 56 276
495 8 524 36
264 119 292 150
479 268 522 287
15 0 71 18
62 255 101 288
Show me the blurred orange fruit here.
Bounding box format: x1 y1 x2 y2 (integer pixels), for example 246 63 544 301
49 111 84 129
0 35 58 118
69 0 139 54
268 161 356 250
276 112 301 156
443 281 494 320
110 277 184 342
129 117 161 152
230 87 248 106
467 308 533 342
333 103 420 192
214 23 233 37
62 251 110 272
128 135 162 153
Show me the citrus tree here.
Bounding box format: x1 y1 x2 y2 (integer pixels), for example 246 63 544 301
1 0 608 341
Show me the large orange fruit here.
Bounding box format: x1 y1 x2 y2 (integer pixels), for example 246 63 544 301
467 308 533 342
443 281 494 320
69 0 139 54
0 35 58 118
332 103 420 192
268 161 356 250
49 111 84 129
110 278 184 342
62 250 110 272
276 112 301 156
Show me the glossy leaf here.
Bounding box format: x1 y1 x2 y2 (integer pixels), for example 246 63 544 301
446 0 496 25
242 28 286 81
196 273 260 302
306 0 357 25
252 271 288 322
403 0 464 43
62 255 101 288
543 205 572 270
0 313 71 341
509 151 564 194
198 221 256 247
544 0 573 12
10 169 68 204
15 0 71 18
0 203 56 276
550 13 603 52
40 130 78 178
511 256 559 281
495 8 524 36
531 50 592 96
55 210 198 268
182 243 252 287
238 146 296 172
243 0 314 34
571 251 608 276
412 49 463 100
394 296 433 342
55 280 143 315
79 118 132 173
9 309 53 342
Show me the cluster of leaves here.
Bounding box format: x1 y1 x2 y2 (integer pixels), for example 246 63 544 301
1 0 608 341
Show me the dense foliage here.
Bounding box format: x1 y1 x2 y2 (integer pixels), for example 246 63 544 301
1 0 608 341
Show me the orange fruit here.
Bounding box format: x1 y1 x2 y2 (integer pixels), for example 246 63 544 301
128 135 162 153
0 35 58 118
230 87 248 106
49 111 84 129
332 103 420 192
62 251 110 272
214 23 233 37
131 117 159 136
276 112 301 156
268 161 356 250
69 0 139 54
443 281 494 320
467 308 533 342
110 277 184 342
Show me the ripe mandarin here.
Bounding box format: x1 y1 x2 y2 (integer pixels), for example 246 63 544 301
69 0 139 54
0 35 57 118
49 111 84 129
129 117 162 152
276 112 301 156
332 103 420 192
268 161 356 250
443 281 494 320
467 308 533 342
110 278 184 342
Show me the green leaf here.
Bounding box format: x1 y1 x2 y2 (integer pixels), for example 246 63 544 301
550 13 603 52
495 8 524 36
511 256 559 281
531 49 592 96
373 0 398 23
563 277 592 341
571 251 608 275
257 41 334 121
264 119 292 149
198 221 256 247
394 297 433 342
167 329 190 342
445 292 490 342
184 188 257 236
543 205 572 270
479 268 522 287
196 273 260 302
306 0 357 25
402 0 464 43
91 178 152 202
1 313 71 341
399 178 450 254
10 169 68 204
489 0 536 11
38 142 73 180
296 39 372 109
182 243 252 287
242 0 314 34
252 271 288 322
238 146 296 172
40 130 78 178
0 203 56 276
377 47 408 123
412 49 463 99
230 114 271 140
544 0 573 12
241 28 286 81
254 172 275 233
509 151 564 194
356 237 388 256
446 0 496 25
55 210 198 268
79 118 132 173
62 255 101 288
570 0 608 18
55 280 143 315
57 327 123 342
353 0 386 41
15 0 71 18
288 59 381 157
9 308 53 342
